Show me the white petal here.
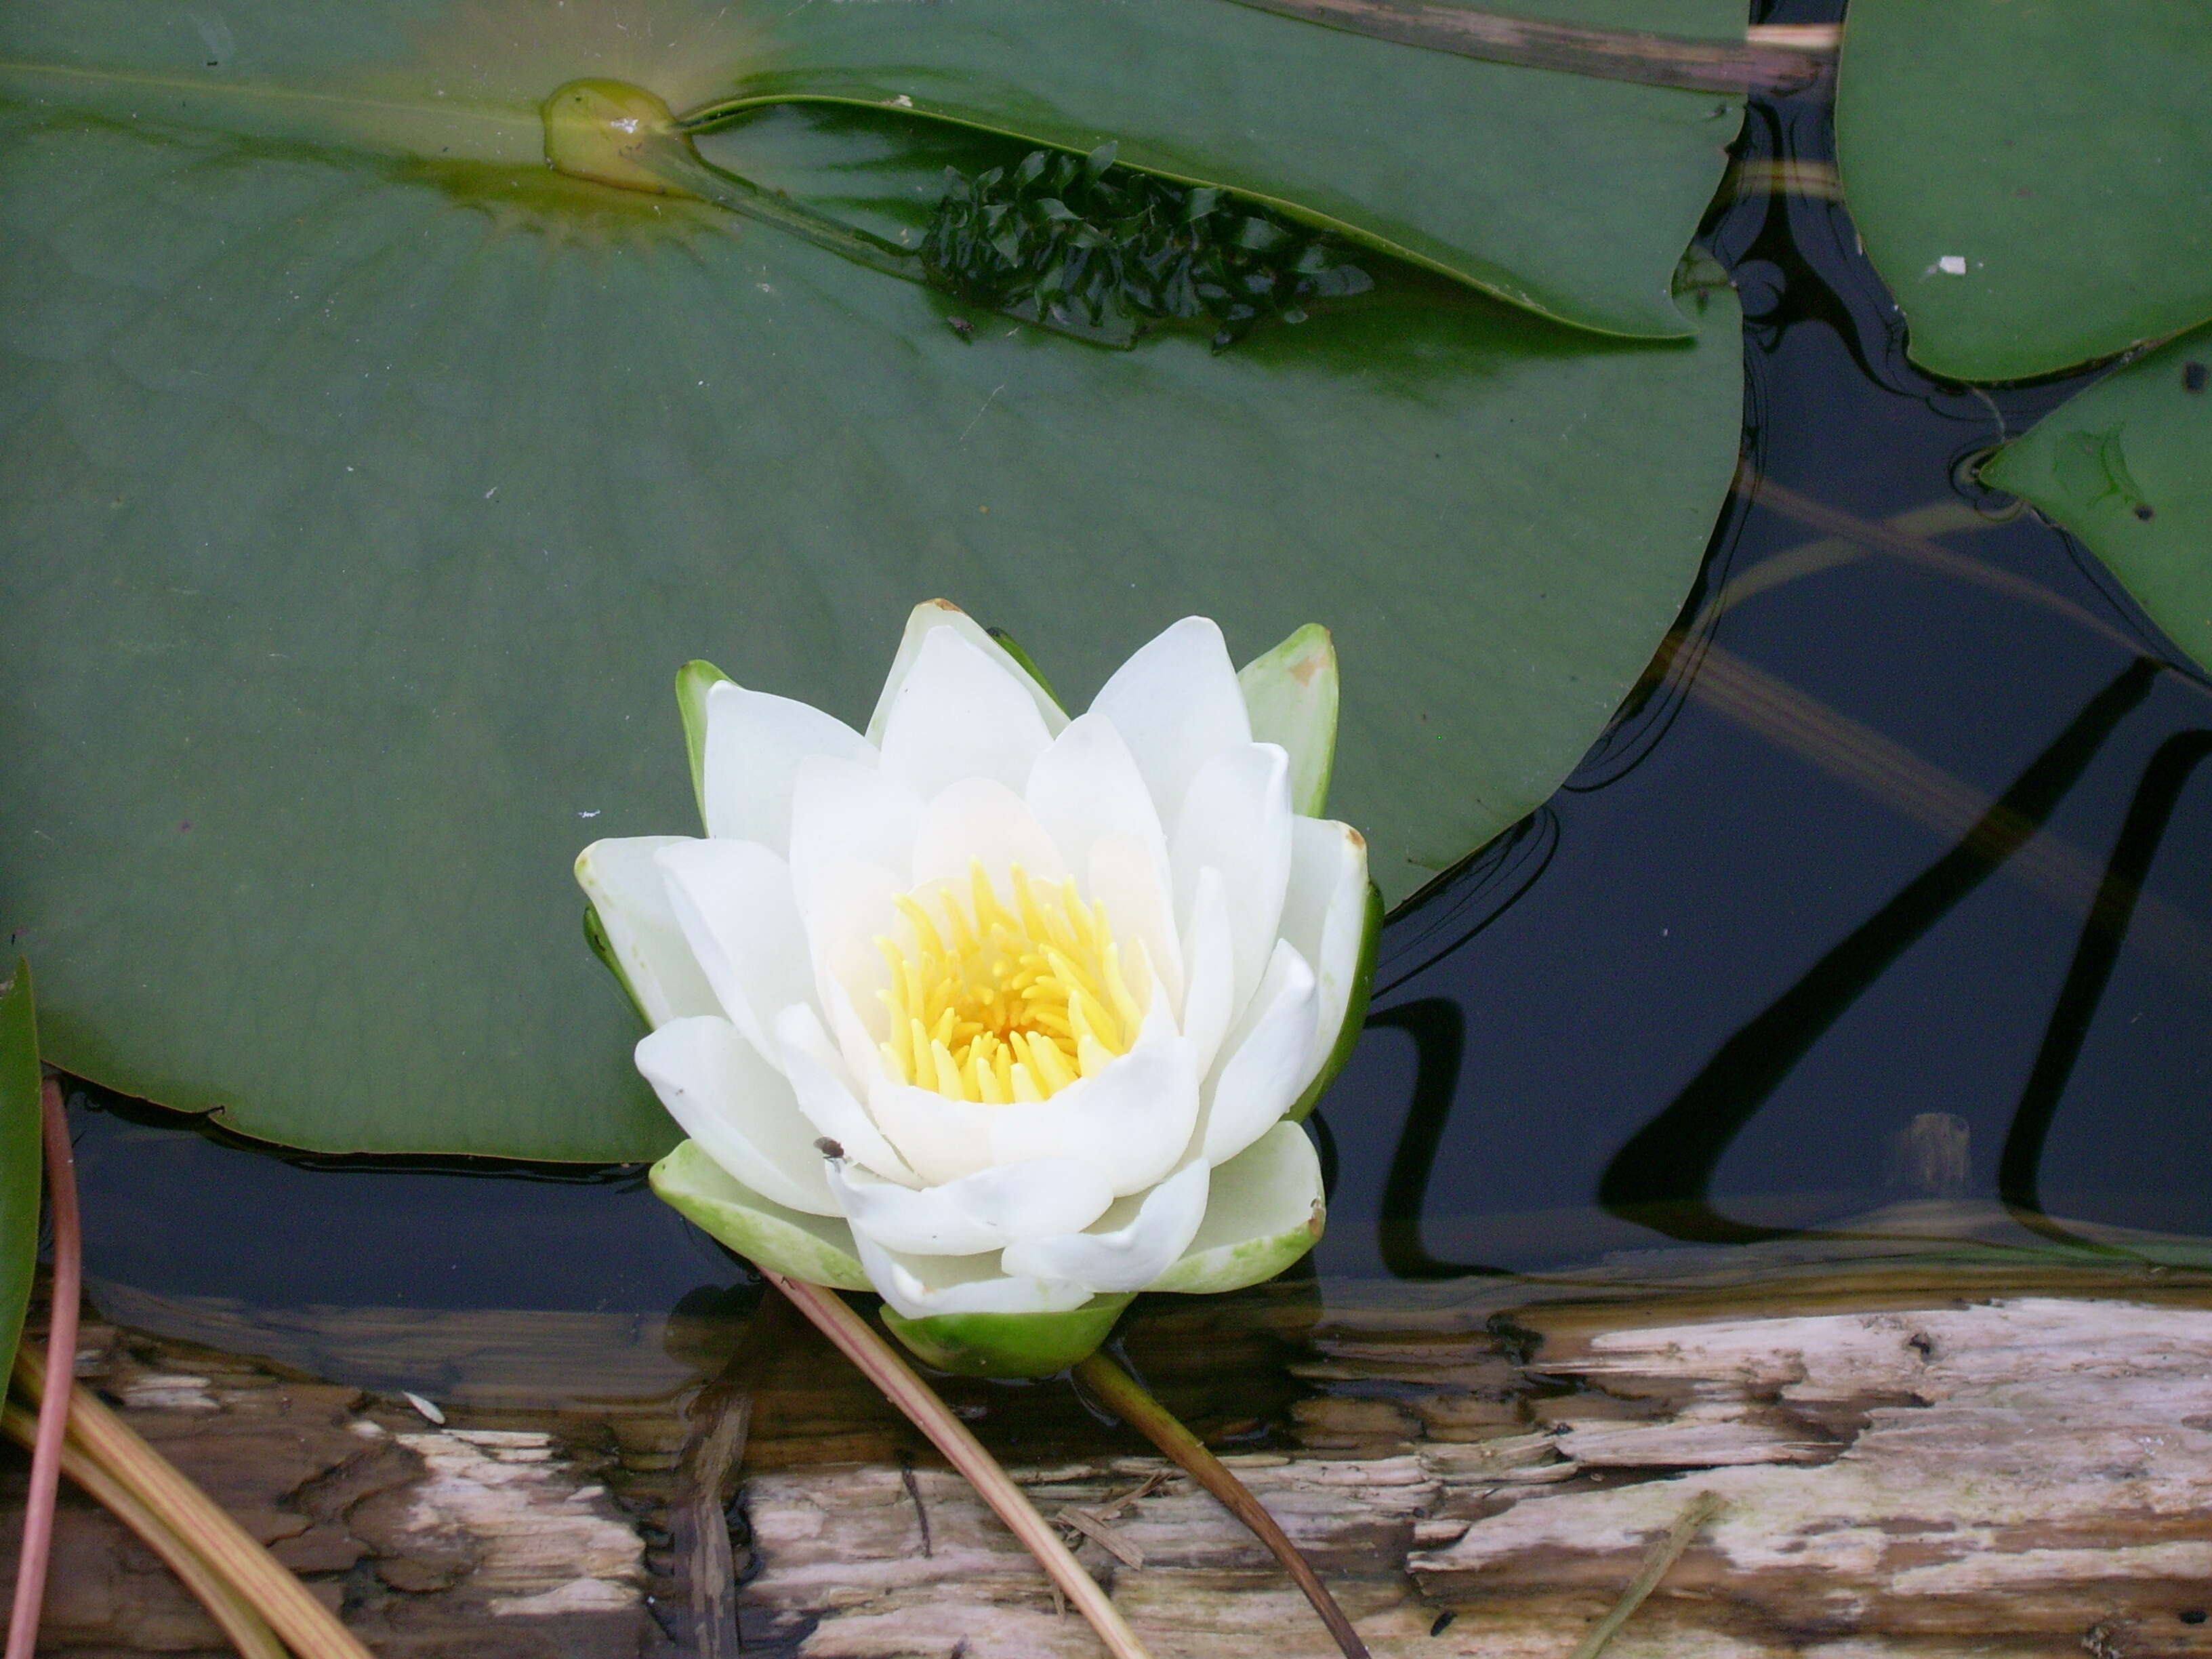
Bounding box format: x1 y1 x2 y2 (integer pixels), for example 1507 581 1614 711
990 1008 1200 1195
1089 617 1251 832
1277 818 1370 1098
910 777 1067 891
853 1232 1091 1320
1147 1122 1324 1294
866 600 1067 743
651 1139 872 1292
832 1158 1114 1255
655 839 816 1064
868 1082 999 1187
787 756 924 918
1171 742 1293 1025
575 836 720 1027
1026 712 1170 886
1001 1159 1210 1293
1088 833 1182 1017
1178 867 1237 1076
878 627 1054 800
802 860 904 1040
774 1002 919 1185
1200 941 1317 1166
635 1017 836 1216
701 680 876 848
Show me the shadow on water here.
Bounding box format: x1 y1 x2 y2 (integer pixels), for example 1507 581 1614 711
56 0 2212 1325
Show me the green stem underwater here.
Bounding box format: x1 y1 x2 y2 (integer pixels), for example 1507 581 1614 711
1073 1350 1373 1659
758 1273 1156 1659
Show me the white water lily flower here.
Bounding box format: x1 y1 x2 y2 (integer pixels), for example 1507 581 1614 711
579 601 1375 1375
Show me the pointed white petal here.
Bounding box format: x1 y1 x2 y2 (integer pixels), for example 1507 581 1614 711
1026 712 1170 883
832 1158 1115 1255
655 839 815 1063
1200 941 1317 1166
1147 1123 1324 1294
635 1017 836 1216
1277 818 1371 1099
787 756 924 918
989 1009 1200 1195
866 600 1067 743
1236 624 1338 817
1171 742 1293 1024
878 627 1054 800
575 836 720 1027
853 1233 1091 1320
910 777 1067 890
701 680 875 848
1001 1159 1210 1293
1178 867 1237 1075
1089 617 1251 830
774 1002 918 1185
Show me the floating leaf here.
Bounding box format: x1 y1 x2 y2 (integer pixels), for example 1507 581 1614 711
687 0 1746 337
0 6 1740 1158
1835 0 2212 380
1983 325 2212 672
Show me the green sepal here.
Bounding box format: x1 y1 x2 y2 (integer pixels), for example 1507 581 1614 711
676 659 733 832
650 1139 872 1291
0 962 43 1383
1288 880 1381 1124
985 627 1067 714
1148 1123 1324 1295
1237 623 1338 817
880 1296 1132 1378
580 902 651 1029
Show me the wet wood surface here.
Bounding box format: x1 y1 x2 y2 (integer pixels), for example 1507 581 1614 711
7 1204 2212 1658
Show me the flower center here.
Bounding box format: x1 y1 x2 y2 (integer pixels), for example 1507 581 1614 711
875 863 1145 1105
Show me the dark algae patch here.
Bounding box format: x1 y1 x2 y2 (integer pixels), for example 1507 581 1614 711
922 143 1373 349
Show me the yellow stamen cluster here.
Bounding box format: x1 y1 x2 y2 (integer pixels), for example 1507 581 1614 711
876 862 1145 1104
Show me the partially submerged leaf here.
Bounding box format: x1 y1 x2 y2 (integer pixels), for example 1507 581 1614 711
1835 0 2212 380
1983 327 2212 673
0 6 1742 1158
0 962 40 1380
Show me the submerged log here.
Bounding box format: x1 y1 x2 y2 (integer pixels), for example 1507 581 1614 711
5 1209 2211 1658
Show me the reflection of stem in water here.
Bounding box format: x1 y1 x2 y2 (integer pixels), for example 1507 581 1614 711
1364 1000 1509 1279
1999 730 2212 1247
1597 661 2156 1244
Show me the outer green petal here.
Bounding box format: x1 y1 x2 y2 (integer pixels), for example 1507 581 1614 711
1149 1122 1324 1295
676 660 733 833
650 1138 871 1291
1237 623 1338 817
880 1296 1132 1379
1288 880 1381 1124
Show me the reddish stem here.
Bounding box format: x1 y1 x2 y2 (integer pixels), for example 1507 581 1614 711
7 1079 81 1659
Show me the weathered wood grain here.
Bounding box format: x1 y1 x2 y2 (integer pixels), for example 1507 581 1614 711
9 1214 2212 1658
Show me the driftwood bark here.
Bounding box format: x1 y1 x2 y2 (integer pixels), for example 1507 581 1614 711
5 1206 2211 1658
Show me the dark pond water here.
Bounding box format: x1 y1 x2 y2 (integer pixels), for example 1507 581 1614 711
62 0 2212 1328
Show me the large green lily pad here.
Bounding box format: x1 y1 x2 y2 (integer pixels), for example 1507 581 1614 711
0 963 41 1379
1835 0 2212 382
0 0 1742 340
0 3 1742 1158
1983 324 2212 672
